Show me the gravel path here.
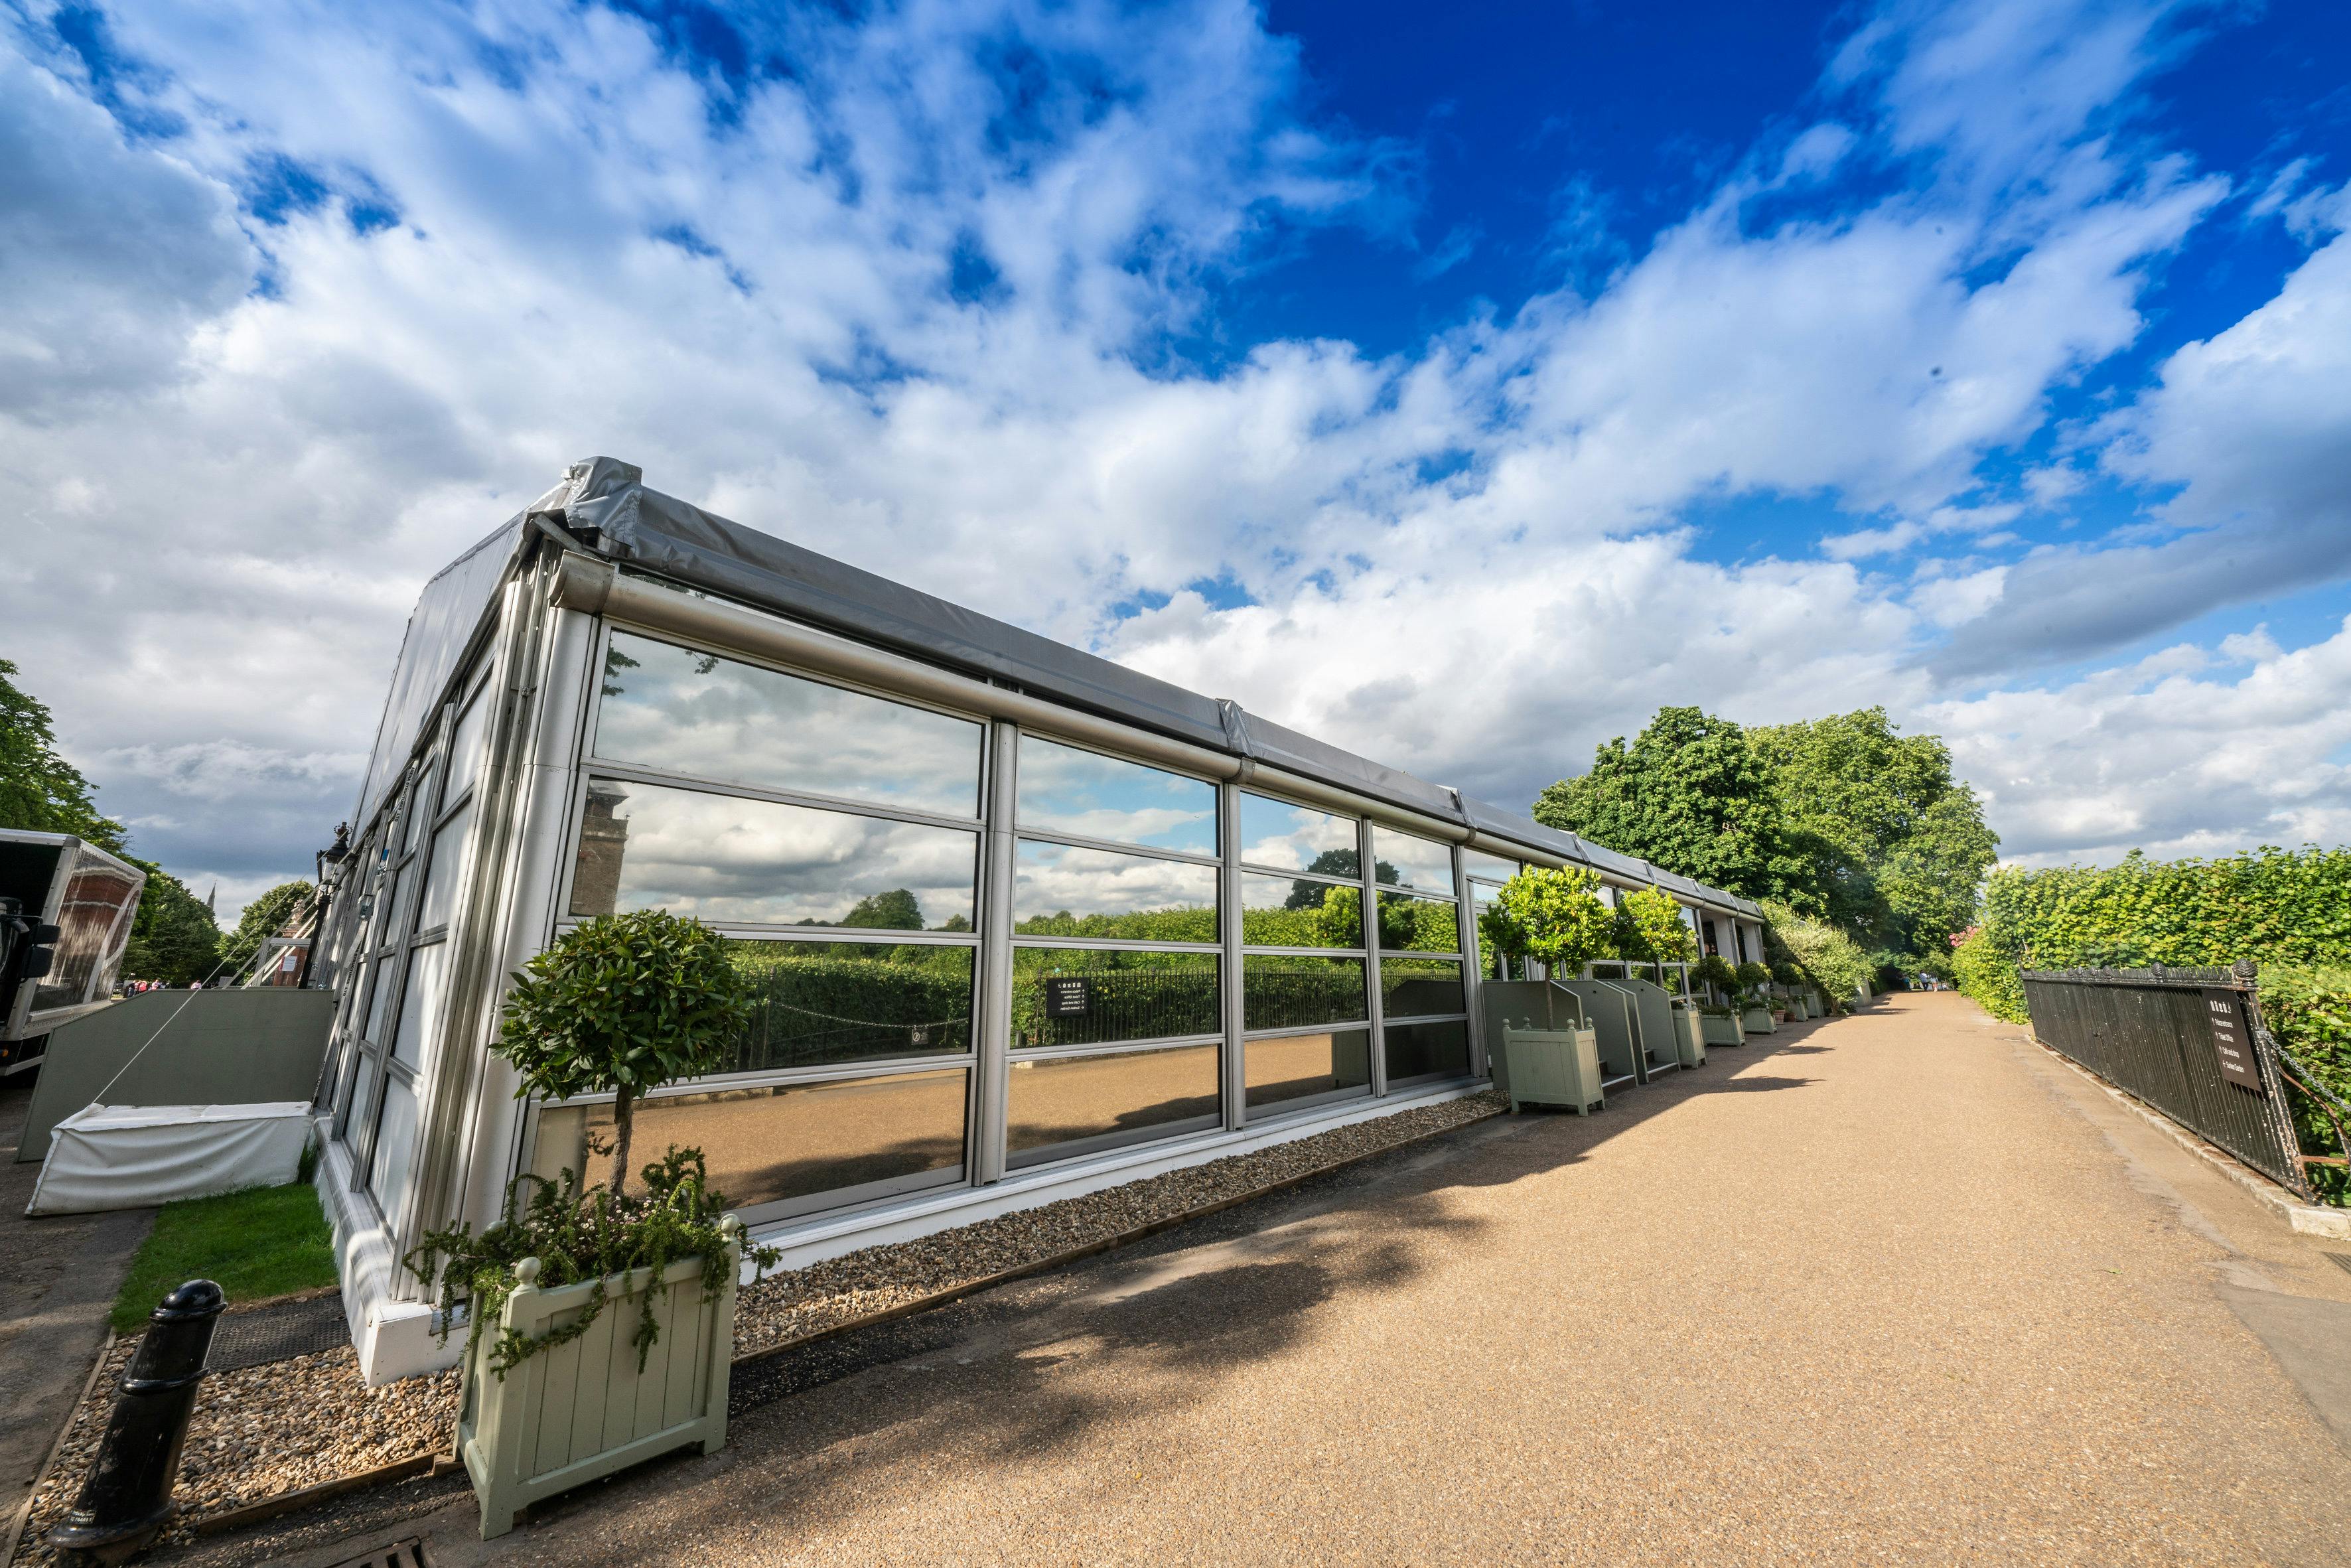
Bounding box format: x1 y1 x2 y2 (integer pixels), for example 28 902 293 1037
311 995 2350 1567
9 1089 1500 1562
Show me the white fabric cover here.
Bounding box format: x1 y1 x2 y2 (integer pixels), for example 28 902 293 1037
27 1102 311 1215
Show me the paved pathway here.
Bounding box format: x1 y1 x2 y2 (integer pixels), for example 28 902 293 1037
214 996 2351 1565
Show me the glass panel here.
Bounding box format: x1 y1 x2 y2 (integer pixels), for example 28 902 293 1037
1381 956 1466 1021
595 631 982 816
443 685 491 809
1384 1019 1471 1084
28 857 142 1012
370 1076 419 1211
1370 825 1453 895
390 942 449 1070
363 955 398 1042
404 776 434 854
725 940 973 1072
384 859 419 942
1013 842 1216 941
1376 891 1460 954
342 1054 380 1141
1472 884 1521 982
1237 793 1359 877
1006 1044 1221 1166
1011 948 1218 1050
1239 872 1360 950
416 802 472 931
1244 1029 1372 1113
569 778 978 930
1016 736 1216 856
1462 849 1519 884
1242 955 1367 1031
565 1068 969 1214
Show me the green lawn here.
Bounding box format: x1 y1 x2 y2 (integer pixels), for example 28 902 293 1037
111 1181 338 1334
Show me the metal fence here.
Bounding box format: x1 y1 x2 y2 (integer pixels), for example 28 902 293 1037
2020 964 2313 1200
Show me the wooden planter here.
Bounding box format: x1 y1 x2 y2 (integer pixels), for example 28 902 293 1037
1672 1005 1707 1067
1699 1013 1743 1047
1741 1006 1776 1034
459 1217 743 1539
1499 1024 1604 1115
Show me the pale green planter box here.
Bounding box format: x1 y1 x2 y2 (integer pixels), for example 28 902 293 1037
1500 1024 1604 1115
1700 1013 1743 1047
1672 1005 1707 1067
1741 1006 1776 1034
461 1218 743 1538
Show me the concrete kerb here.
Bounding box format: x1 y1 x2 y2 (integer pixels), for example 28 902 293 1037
2021 1027 2351 1241
1 1331 114 1568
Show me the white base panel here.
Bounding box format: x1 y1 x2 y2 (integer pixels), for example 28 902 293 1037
316 1121 464 1386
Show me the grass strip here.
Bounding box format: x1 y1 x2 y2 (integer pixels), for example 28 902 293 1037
111 1182 337 1334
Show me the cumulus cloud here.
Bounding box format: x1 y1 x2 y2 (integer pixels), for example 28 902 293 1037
0 0 2344 922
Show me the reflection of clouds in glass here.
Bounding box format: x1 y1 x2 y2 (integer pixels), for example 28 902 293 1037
596 632 983 818
1462 849 1519 884
1237 793 1358 874
1370 825 1453 893
1017 737 1216 855
578 779 976 928
1014 841 1217 924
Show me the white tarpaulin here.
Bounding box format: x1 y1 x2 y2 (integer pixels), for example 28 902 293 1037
27 1102 311 1215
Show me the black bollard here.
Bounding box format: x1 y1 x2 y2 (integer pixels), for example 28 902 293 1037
50 1279 226 1565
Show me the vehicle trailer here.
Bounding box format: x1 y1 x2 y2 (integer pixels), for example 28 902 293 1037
1 831 147 1076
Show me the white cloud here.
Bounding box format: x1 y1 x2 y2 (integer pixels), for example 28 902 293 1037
0 0 2342 910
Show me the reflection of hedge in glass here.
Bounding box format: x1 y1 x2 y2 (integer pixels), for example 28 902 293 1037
725 942 973 1072
1380 956 1465 1019
1014 906 1216 944
1010 948 1219 1048
1376 891 1460 953
1242 956 1368 1030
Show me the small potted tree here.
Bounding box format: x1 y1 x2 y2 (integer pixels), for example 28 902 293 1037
1614 888 1706 1066
405 910 779 1539
1770 960 1807 1019
1735 961 1776 1034
1484 868 1610 1112
1694 954 1744 1046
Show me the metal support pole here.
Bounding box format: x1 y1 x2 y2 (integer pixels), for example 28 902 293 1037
972 721 1019 1183
1220 779 1245 1129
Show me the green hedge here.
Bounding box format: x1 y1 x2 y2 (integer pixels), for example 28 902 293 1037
1950 849 2351 1202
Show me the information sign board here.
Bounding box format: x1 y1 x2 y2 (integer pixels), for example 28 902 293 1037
1042 976 1094 1018
2202 987 2263 1093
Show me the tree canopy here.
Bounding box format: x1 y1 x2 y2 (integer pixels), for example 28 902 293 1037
123 871 222 985
219 881 319 978
1533 706 1815 908
0 658 127 853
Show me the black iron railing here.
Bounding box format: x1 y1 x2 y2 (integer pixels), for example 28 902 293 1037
2020 963 2313 1200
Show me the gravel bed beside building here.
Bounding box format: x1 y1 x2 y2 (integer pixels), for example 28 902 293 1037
9 1090 1500 1563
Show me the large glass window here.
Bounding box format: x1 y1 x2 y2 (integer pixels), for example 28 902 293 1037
1243 955 1368 1031
1461 848 1519 884
568 778 979 930
1238 873 1358 948
727 940 974 1072
1384 1019 1470 1086
1370 825 1455 895
594 632 983 818
444 685 492 807
416 802 472 932
390 942 449 1070
1012 948 1219 1050
1245 1029 1372 1114
1007 1044 1221 1166
1016 737 1216 856
1237 794 1359 878
1381 956 1465 1021
370 1077 419 1212
1376 891 1460 953
543 1068 971 1219
1013 842 1217 940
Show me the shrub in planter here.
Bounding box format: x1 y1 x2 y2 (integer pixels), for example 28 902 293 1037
1733 961 1771 1000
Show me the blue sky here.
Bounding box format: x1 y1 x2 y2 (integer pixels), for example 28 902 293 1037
2 0 2348 920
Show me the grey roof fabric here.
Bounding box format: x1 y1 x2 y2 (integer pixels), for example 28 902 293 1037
364 456 1758 914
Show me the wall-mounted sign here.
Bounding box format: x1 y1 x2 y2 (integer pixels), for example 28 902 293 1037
2202 988 2263 1092
1042 975 1094 1018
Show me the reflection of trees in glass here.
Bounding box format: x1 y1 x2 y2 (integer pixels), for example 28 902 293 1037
1009 946 1218 1048
725 940 972 1071
841 887 923 930
1241 955 1367 1030
601 642 641 698
1282 849 1363 906
1013 905 1216 943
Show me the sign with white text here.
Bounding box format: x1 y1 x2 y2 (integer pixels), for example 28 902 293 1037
2202 988 2262 1093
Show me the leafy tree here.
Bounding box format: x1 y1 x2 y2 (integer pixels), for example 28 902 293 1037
1483 865 1614 976
1533 707 1816 910
1748 707 1997 958
497 911 751 1196
0 658 126 852
1757 898 1871 1001
123 869 221 985
219 881 318 977
841 887 924 930
1283 848 1370 908
1612 886 1697 965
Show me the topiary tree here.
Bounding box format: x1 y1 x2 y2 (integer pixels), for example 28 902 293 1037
498 910 750 1196
1615 887 1696 967
1733 960 1770 1001
1486 866 1614 977
1696 953 1737 993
